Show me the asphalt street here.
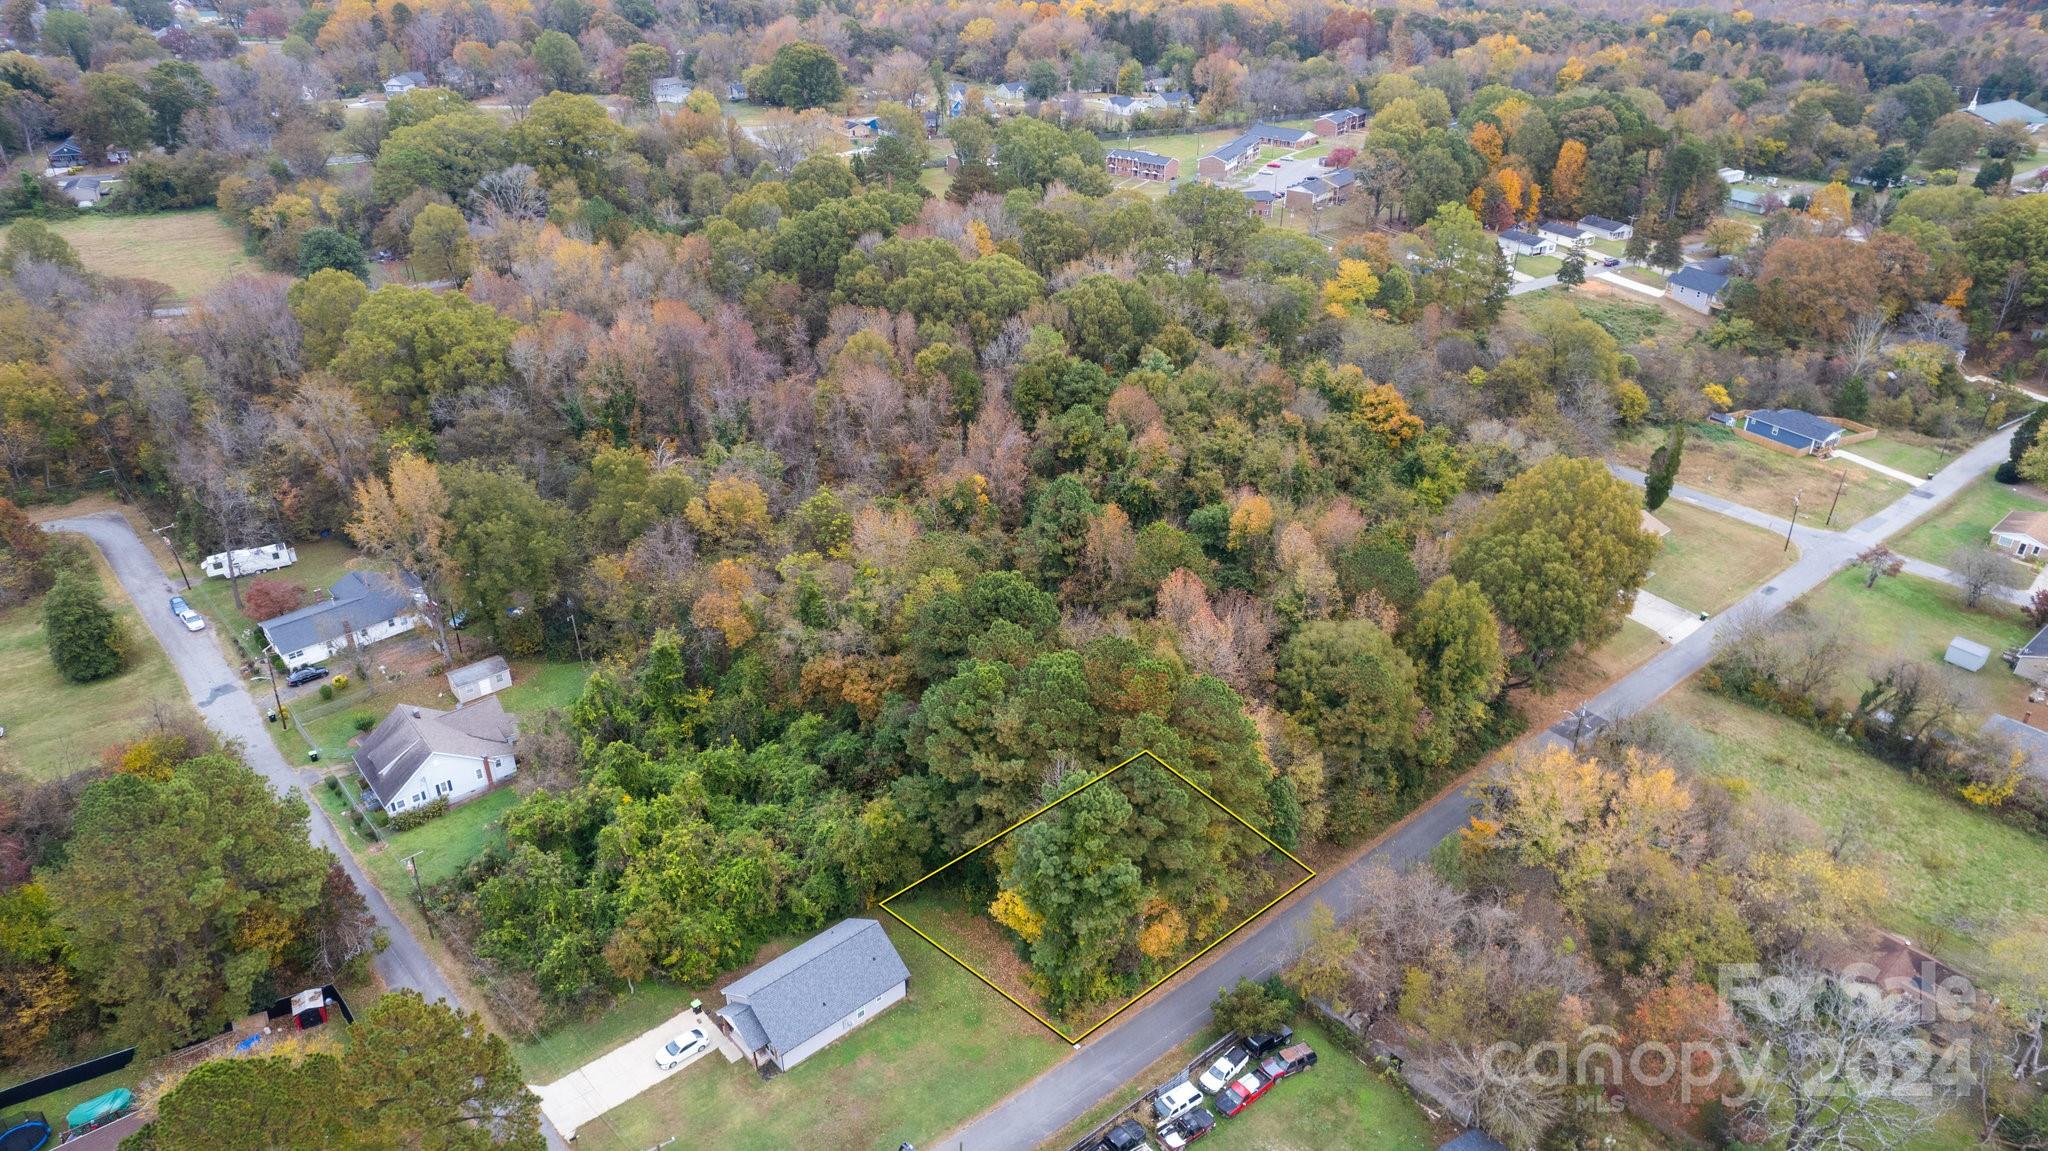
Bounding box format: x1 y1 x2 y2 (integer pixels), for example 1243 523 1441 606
943 422 2017 1151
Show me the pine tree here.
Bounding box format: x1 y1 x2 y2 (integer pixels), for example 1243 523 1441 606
43 569 121 683
1645 423 1684 511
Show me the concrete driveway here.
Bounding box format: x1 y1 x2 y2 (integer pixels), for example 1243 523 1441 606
1629 588 1706 644
532 1007 744 1139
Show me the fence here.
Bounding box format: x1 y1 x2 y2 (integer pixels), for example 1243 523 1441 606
1058 1030 1241 1151
0 1050 136 1112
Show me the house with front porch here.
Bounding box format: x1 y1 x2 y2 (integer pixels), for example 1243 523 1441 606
1991 509 2048 558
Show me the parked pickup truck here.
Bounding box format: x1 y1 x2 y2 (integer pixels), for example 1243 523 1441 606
1216 1070 1272 1117
1093 1117 1151 1151
1195 1044 1251 1094
1259 1042 1317 1081
1157 1106 1215 1148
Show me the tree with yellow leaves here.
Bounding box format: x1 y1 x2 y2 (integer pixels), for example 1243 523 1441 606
1806 181 1853 233
989 889 1044 943
1469 120 1504 169
1549 139 1588 218
1321 258 1382 318
348 453 453 653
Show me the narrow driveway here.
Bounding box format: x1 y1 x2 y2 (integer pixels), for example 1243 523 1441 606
1835 449 1926 487
1628 588 1705 644
44 513 462 1005
942 424 2017 1151
532 1007 741 1138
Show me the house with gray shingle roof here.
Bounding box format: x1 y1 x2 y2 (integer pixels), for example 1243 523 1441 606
260 570 422 670
355 696 518 814
716 918 910 1073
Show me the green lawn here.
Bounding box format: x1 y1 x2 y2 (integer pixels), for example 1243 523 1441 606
1589 237 1627 258
1516 253 1563 277
1618 265 1668 288
1200 1022 1433 1151
1671 689 2048 979
177 538 364 639
496 660 589 713
1642 499 1795 615
1850 434 1958 480
1894 475 2048 570
1789 568 2034 720
1575 297 1675 345
567 919 1066 1151
513 982 704 1084
1611 422 1908 530
360 785 521 891
0 547 193 779
0 210 254 301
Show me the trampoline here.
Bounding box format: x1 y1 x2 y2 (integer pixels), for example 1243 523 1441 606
0 1111 49 1151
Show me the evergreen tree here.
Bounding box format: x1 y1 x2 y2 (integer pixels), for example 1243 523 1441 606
43 569 120 683
1645 422 1684 511
1557 249 1586 288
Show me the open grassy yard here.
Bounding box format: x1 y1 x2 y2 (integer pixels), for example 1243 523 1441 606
1850 432 1961 480
1611 421 1907 529
1670 689 2048 978
1 210 254 300
1641 499 1795 615
1516 253 1563 277
361 785 521 889
1617 265 1668 288
1789 567 2034 720
1894 475 2048 570
567 918 1066 1151
0 547 193 779
178 537 365 659
1575 297 1676 345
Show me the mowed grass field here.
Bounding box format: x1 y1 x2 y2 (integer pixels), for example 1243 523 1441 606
0 546 193 779
1641 499 1795 615
1611 421 1907 529
1851 431 1961 480
1671 689 2048 979
0 210 254 300
568 918 1066 1151
1894 474 2048 569
1788 567 2034 720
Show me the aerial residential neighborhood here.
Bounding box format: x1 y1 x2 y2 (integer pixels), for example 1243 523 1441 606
1 0 2047 1149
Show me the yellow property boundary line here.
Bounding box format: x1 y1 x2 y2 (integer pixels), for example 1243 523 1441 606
878 749 1317 1045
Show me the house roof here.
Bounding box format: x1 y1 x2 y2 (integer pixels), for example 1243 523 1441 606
1324 168 1356 187
1985 714 2048 781
1107 148 1171 163
1499 228 1547 245
1440 1132 1510 1151
388 71 427 87
718 919 909 1055
1293 177 1333 196
1539 221 1584 239
1746 408 1841 443
1688 255 1735 276
1243 122 1314 145
1157 91 1190 106
1729 187 1767 205
1243 189 1281 203
2022 623 2048 659
1970 98 2048 127
50 135 80 156
1579 214 1627 231
1948 636 1992 660
1318 106 1364 121
356 696 517 802
1668 265 1730 295
260 571 415 655
1993 509 2048 543
447 655 510 690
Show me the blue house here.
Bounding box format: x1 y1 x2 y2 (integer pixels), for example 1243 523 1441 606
1743 408 1844 456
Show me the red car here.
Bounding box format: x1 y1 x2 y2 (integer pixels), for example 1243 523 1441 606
1216 1070 1271 1117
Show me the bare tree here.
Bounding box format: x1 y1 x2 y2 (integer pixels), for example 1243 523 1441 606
1843 312 1887 381
1732 969 1952 1151
276 377 375 495
1435 1042 1566 1149
1947 546 2013 609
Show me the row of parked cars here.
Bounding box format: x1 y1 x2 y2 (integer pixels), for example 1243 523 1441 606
1090 1028 1317 1151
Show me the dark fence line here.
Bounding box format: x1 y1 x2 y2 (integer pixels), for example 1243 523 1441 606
0 1049 136 1112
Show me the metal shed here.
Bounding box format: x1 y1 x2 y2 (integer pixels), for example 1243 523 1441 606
1945 636 1991 672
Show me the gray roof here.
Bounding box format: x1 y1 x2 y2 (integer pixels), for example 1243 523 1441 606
1293 177 1333 196
1499 228 1547 245
1319 106 1364 121
719 1001 770 1051
718 918 909 1055
355 696 517 803
1970 98 2048 127
1324 167 1356 187
1579 214 1627 231
1729 187 1767 205
261 570 415 655
1107 148 1171 163
1441 1133 1509 1151
1689 255 1734 276
1983 714 2048 782
1746 408 1841 443
1244 189 1281 203
447 655 510 689
1539 221 1584 239
1157 91 1190 106
1206 122 1314 163
1668 265 1730 295
2020 624 2048 658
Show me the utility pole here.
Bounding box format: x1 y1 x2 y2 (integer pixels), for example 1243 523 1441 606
1784 491 1802 552
402 852 433 937
1825 470 1847 526
152 524 192 590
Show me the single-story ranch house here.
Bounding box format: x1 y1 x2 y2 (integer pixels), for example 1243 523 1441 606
261 571 422 671
1497 228 1554 257
355 697 519 815
715 918 910 1074
1666 264 1730 313
1742 409 1844 455
1991 509 2048 558
1578 215 1632 241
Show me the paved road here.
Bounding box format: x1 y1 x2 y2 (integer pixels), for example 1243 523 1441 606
45 513 462 1005
944 424 2017 1151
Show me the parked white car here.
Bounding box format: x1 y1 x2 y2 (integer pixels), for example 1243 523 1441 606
655 1028 709 1069
178 609 206 632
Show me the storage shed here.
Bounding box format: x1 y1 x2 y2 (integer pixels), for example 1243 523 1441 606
1946 636 1991 672
447 655 512 703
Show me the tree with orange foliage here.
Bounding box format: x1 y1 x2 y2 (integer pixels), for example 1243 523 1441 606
1549 140 1588 218
1469 120 1504 169
1623 978 1732 1124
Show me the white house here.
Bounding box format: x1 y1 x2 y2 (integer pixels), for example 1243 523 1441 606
355 697 519 815
260 571 421 670
1497 228 1554 257
447 655 512 703
651 77 692 105
383 72 427 96
1717 167 1746 184
1578 215 1632 241
1991 510 2048 558
1537 221 1589 251
715 918 910 1073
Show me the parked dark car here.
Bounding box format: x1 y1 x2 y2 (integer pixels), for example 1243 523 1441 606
1157 1107 1215 1148
285 665 330 687
1245 1026 1294 1056
1259 1042 1317 1081
1095 1117 1150 1151
169 594 190 615
1600 257 1621 267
